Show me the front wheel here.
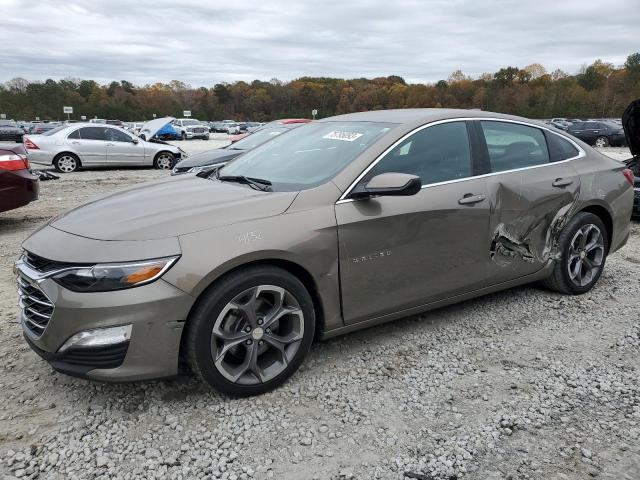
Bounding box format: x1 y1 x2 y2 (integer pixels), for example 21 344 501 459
154 152 175 170
181 132 187 141
186 266 315 396
595 136 609 148
541 212 608 294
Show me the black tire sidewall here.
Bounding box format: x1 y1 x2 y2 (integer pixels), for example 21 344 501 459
558 213 609 294
189 267 315 396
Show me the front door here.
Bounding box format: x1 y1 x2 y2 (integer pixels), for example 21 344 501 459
336 121 492 325
104 127 146 165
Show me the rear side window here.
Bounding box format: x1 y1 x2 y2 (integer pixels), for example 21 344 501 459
67 129 80 139
78 127 106 141
545 131 579 162
368 121 472 185
481 121 549 173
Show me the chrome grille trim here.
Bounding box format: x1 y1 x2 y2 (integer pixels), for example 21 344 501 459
16 269 54 338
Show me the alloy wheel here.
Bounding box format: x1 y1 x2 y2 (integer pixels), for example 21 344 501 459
156 154 173 169
595 137 608 148
210 285 304 385
57 155 77 173
567 224 605 287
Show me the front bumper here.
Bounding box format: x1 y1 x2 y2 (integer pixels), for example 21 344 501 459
16 258 194 382
185 131 209 139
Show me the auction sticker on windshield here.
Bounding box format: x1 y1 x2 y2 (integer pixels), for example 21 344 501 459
323 131 364 142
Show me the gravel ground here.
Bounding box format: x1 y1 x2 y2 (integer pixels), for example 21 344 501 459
0 144 638 480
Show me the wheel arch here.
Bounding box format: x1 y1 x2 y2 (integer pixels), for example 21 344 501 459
53 151 82 167
153 149 176 167
577 203 613 248
178 258 326 367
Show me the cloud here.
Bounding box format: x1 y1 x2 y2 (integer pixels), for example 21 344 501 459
0 0 637 86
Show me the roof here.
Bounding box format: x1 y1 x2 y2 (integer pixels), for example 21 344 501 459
318 108 539 126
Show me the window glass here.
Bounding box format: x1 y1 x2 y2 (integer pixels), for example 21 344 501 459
367 121 472 185
481 121 549 172
78 127 106 141
230 126 289 150
104 128 132 142
67 129 80 139
219 121 394 191
545 131 579 162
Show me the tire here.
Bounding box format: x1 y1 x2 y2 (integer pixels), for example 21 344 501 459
595 136 609 148
53 153 80 173
154 151 175 170
185 265 315 397
181 132 187 141
541 212 609 295
203 135 210 140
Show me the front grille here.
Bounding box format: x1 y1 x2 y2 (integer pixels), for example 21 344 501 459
23 251 71 272
17 273 54 336
61 343 129 369
193 128 204 133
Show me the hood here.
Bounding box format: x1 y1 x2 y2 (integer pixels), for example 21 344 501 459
174 147 243 169
50 176 298 241
622 99 640 157
139 116 175 140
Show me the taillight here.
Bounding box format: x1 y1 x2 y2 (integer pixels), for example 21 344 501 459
623 169 634 185
0 153 29 171
23 138 39 150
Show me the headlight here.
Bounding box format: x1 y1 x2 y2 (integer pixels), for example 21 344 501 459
52 256 179 292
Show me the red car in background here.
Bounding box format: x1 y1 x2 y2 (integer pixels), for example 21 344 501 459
0 143 39 213
229 118 311 142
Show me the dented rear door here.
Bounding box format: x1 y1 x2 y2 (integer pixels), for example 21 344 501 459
478 120 581 283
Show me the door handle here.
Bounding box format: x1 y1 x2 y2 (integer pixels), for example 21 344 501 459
458 193 486 205
552 178 573 188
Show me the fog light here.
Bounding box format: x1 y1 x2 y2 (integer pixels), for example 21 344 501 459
58 325 132 353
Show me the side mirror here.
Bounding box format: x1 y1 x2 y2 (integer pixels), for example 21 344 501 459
352 172 422 199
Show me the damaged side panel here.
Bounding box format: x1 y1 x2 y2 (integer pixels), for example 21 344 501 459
486 163 581 282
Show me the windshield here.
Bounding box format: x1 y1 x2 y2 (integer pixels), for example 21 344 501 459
230 126 289 150
181 120 200 126
219 121 395 191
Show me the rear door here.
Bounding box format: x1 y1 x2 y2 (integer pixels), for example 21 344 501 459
477 120 582 283
74 127 107 165
104 127 146 165
336 120 492 325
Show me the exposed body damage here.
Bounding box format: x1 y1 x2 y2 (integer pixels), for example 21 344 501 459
491 200 579 265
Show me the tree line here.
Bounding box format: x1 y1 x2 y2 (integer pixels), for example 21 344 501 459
1 53 639 122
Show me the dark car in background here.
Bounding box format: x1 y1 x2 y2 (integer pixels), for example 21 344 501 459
172 120 309 174
0 143 38 213
622 99 640 216
0 121 26 142
567 121 626 147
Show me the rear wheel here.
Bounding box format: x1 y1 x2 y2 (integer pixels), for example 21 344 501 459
53 153 80 173
186 266 315 396
595 136 609 147
541 212 608 294
154 151 175 170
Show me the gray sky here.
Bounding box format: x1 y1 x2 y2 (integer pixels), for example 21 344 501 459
1 0 638 86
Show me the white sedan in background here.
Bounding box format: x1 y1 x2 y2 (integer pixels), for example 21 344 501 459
23 118 183 173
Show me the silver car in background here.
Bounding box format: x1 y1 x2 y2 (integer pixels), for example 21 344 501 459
24 120 182 173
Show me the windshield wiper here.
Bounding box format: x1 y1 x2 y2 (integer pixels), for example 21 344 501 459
217 174 272 191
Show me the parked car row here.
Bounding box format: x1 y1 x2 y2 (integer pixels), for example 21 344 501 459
24 118 183 173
